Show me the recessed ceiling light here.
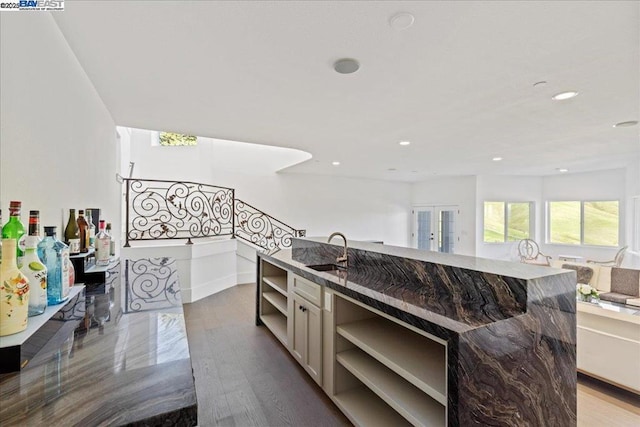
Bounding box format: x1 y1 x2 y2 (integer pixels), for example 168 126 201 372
389 12 415 30
492 157 503 161
533 81 547 87
613 120 638 128
399 141 411 146
552 91 579 101
332 161 340 166
333 58 360 74
557 168 569 173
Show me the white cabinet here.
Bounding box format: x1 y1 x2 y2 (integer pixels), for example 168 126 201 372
577 301 640 394
289 274 323 385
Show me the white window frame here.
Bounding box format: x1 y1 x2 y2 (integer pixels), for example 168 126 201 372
482 201 534 244
545 199 622 247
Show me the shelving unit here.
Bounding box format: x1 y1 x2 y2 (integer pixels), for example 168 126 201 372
334 386 412 427
259 260 289 346
334 294 447 427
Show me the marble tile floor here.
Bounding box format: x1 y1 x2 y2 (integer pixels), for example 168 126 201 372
183 283 640 427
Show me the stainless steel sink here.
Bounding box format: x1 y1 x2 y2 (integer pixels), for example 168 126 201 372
307 263 347 274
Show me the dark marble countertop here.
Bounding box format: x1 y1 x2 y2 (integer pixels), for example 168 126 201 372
0 258 197 426
260 238 575 336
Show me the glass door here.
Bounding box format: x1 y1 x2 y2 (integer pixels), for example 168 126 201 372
413 206 458 253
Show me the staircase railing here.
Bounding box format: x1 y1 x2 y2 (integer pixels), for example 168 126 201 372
234 199 306 251
123 178 305 251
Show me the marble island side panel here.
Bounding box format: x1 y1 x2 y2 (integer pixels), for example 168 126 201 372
259 237 576 426
0 258 198 427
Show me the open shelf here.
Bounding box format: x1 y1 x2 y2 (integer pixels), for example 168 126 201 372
337 348 445 426
334 386 412 427
260 313 287 345
263 276 287 296
263 292 287 316
337 316 446 405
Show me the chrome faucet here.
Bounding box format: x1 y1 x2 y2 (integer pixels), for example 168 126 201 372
328 232 348 267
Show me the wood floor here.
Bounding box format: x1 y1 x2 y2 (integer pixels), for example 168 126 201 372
183 283 640 427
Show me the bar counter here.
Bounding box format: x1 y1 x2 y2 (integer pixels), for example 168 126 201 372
0 258 197 426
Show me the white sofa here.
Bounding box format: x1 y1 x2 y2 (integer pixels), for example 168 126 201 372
552 261 640 394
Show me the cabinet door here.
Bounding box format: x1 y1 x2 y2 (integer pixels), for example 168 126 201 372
305 301 322 384
291 294 306 365
291 293 323 386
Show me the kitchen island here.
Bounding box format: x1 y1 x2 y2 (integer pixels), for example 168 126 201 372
257 237 576 426
0 258 197 426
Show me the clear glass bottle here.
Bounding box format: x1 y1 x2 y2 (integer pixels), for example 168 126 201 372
37 226 70 305
2 201 26 268
76 210 89 253
86 209 96 248
0 238 30 336
95 220 111 266
22 211 47 316
64 208 80 254
106 222 116 256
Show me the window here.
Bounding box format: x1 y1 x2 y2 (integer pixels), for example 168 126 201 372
158 132 197 146
548 201 619 246
483 201 533 243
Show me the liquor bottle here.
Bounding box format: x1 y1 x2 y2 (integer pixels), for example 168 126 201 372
64 209 80 254
77 210 89 253
106 222 116 256
0 208 3 264
95 220 110 266
22 211 47 316
0 238 30 336
2 201 26 268
86 209 96 248
38 226 70 305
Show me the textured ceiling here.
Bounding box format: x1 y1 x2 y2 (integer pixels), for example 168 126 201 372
53 1 639 182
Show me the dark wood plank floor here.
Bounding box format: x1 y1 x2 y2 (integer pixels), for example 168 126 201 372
183 283 349 427
184 283 640 427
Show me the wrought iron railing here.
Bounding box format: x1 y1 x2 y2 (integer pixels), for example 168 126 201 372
124 178 235 246
123 178 305 251
234 199 306 251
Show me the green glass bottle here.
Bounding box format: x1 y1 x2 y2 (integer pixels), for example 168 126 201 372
2 201 26 268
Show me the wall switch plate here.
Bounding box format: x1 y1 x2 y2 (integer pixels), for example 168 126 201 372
324 293 332 312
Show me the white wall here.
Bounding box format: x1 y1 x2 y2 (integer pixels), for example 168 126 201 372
126 129 412 247
475 175 543 261
411 176 477 256
0 13 119 239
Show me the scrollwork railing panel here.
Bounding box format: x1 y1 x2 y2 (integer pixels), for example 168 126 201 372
234 199 306 251
125 178 234 245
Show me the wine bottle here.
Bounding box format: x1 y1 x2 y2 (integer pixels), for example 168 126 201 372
64 209 80 254
86 209 96 248
106 222 115 256
95 220 110 266
37 226 70 305
77 210 89 253
2 201 26 268
0 238 30 336
22 211 47 316
0 208 3 264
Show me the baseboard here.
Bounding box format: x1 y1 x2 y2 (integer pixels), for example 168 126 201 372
236 271 255 284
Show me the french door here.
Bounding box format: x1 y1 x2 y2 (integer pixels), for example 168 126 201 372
412 206 458 253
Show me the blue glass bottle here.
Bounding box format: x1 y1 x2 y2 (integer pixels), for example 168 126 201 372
38 226 70 305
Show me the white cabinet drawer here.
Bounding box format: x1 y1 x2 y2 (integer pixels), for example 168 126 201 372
292 274 322 307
